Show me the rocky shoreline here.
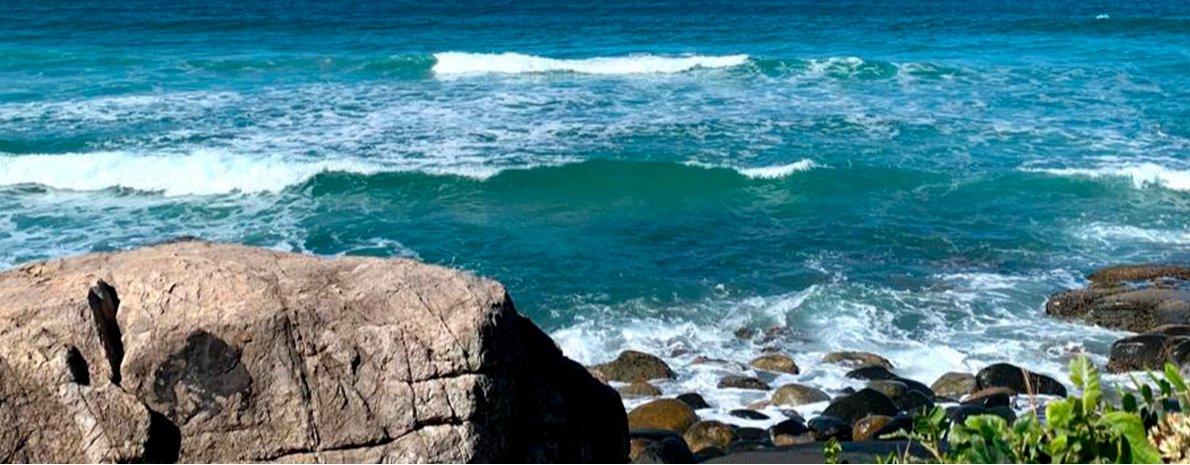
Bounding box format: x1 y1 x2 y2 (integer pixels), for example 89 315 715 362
592 263 1190 463
1 241 1187 463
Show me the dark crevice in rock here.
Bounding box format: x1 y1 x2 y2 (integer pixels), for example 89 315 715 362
87 280 124 385
64 346 90 385
141 409 181 464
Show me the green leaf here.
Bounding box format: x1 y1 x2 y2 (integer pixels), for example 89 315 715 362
1069 355 1101 416
1047 398 1075 429
1096 411 1162 464
1122 392 1138 413
1166 363 1188 393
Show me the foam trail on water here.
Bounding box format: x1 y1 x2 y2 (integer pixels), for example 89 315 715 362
1025 163 1190 192
432 52 749 75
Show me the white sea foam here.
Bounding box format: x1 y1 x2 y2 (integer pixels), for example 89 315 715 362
1074 223 1190 246
550 276 1120 424
0 150 524 196
1025 163 1190 192
432 52 750 75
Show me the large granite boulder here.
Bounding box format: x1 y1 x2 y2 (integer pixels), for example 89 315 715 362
0 241 627 463
1107 333 1190 373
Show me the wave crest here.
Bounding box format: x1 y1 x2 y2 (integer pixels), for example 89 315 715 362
1025 163 1190 192
431 52 750 75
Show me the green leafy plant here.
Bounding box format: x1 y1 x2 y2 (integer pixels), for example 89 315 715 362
840 355 1170 464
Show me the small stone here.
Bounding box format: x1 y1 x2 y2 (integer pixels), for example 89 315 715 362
773 433 812 447
718 375 771 391
735 327 757 339
769 418 809 439
749 353 800 375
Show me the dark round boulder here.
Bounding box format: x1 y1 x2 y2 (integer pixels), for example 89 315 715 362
718 375 771 391
808 416 852 441
729 409 770 421
947 405 1016 426
676 392 711 410
1108 333 1175 373
846 365 897 381
593 350 676 383
895 390 933 414
975 363 1066 397
769 418 809 439
873 414 915 439
963 387 1013 408
821 388 900 425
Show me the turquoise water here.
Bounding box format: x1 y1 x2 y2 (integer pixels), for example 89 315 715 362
3 0 1190 408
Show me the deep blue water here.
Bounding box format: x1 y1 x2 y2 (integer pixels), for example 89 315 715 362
3 0 1190 413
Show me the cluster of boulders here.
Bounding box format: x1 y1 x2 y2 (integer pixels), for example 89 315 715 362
1046 264 1190 373
590 349 1068 463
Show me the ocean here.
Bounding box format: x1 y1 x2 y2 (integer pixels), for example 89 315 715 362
2 0 1189 416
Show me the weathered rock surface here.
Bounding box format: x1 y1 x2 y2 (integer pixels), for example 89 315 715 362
628 399 699 434
823 351 894 370
975 363 1067 397
931 372 977 399
682 421 736 454
717 375 770 391
1046 264 1190 333
748 354 799 375
821 388 900 425
592 350 676 383
1107 333 1190 373
676 392 711 410
771 383 830 407
807 416 851 441
0 241 627 463
852 415 893 441
629 430 696 464
619 382 663 398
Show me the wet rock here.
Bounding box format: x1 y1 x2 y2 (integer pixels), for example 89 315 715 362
1155 324 1190 336
824 351 894 370
895 390 933 414
866 380 908 401
619 382 663 398
822 388 900 425
747 400 772 411
1047 287 1190 334
676 393 711 410
683 421 737 454
1107 333 1190 373
628 399 699 434
735 327 757 340
931 372 977 399
749 353 799 375
846 365 897 381
733 427 769 442
1088 264 1190 288
691 356 747 371
693 447 726 463
630 434 696 464
947 405 1015 426
718 375 771 391
772 433 812 447
593 350 676 383
873 415 915 439
769 418 809 439
771 383 831 407
852 415 893 441
729 409 770 421
808 416 852 441
963 387 1013 409
976 363 1067 397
